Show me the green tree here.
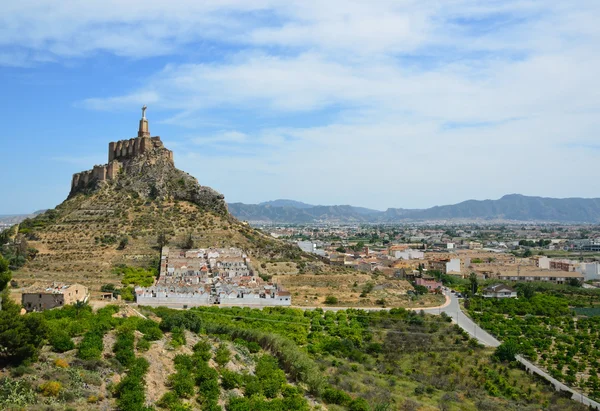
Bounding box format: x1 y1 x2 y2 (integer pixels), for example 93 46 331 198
494 340 521 362
157 232 169 249
0 256 11 292
469 272 479 295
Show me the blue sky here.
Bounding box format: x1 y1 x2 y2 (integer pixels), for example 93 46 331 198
1 1 599 214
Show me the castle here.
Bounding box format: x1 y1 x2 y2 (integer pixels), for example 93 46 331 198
70 106 174 193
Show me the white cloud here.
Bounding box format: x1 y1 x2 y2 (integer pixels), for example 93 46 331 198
4 0 600 207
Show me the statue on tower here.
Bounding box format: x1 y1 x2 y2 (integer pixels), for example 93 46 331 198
138 105 150 137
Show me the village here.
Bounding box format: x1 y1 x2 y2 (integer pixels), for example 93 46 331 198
283 223 600 294
135 246 291 308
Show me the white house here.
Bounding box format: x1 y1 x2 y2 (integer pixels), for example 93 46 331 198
393 249 424 260
446 258 461 274
483 284 518 299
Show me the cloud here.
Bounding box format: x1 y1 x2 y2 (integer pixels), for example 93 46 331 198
4 1 600 207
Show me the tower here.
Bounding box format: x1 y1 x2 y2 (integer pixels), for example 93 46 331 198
138 105 150 137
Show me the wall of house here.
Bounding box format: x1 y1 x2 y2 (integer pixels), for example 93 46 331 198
63 284 89 305
22 293 65 312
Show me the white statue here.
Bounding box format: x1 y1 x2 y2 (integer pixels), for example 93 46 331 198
141 105 147 119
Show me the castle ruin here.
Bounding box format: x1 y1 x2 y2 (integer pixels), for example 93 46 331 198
70 107 174 194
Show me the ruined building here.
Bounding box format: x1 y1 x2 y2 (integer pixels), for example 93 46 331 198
70 106 174 195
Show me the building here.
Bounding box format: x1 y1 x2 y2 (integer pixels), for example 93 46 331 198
22 283 89 312
392 249 424 260
533 256 550 270
468 241 483 250
550 259 578 272
496 270 583 285
483 284 517 299
579 262 600 281
428 258 461 275
415 277 442 292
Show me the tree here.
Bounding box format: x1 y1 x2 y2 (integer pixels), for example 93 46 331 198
523 249 533 258
324 296 338 305
469 272 478 295
157 232 169 249
0 256 11 292
494 340 521 362
520 283 535 299
183 233 194 250
335 246 346 253
567 278 582 288
413 285 429 295
117 237 129 250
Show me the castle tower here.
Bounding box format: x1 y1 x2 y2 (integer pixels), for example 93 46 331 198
138 105 150 137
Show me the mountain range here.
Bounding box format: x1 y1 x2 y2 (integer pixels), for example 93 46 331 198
228 194 600 223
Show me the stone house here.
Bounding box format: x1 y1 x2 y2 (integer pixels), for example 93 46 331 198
22 283 89 312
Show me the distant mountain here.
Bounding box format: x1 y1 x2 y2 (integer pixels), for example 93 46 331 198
258 199 315 209
229 195 600 223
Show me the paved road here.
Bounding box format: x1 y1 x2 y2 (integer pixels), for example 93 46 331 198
421 291 500 347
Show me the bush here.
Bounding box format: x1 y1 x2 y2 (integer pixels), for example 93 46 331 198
114 331 136 367
77 331 104 360
214 345 231 367
170 327 186 348
349 397 371 411
324 296 339 305
0 377 36 407
40 380 62 397
322 387 352 405
49 330 75 353
221 370 242 390
54 358 69 368
137 338 151 352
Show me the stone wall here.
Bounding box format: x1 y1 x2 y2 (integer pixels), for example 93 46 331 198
71 134 173 196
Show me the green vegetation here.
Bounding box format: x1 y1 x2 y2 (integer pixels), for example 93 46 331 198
468 283 600 401
113 264 158 287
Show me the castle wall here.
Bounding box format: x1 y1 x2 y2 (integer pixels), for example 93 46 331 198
92 165 107 181
108 136 153 162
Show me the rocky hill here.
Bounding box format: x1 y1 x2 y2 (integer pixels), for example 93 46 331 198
230 194 600 223
10 115 302 287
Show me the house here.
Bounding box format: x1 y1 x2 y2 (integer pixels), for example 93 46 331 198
22 283 89 312
393 249 424 260
415 277 442 292
483 284 517 299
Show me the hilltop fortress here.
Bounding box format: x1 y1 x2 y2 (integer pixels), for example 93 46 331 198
70 106 174 195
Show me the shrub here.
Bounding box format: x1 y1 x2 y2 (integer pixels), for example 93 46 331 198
0 377 36 407
322 387 352 405
349 397 371 411
77 331 104 360
87 395 99 403
324 296 339 305
221 370 242 390
214 345 231 367
168 370 195 398
114 331 136 367
54 358 69 368
137 338 151 352
49 330 75 353
170 327 186 348
40 380 62 397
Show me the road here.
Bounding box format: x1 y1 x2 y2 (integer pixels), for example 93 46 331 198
421 291 500 347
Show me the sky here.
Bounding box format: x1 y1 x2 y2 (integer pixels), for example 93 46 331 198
1 1 600 214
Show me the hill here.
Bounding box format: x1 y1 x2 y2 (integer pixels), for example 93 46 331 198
7 114 302 287
230 194 600 223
